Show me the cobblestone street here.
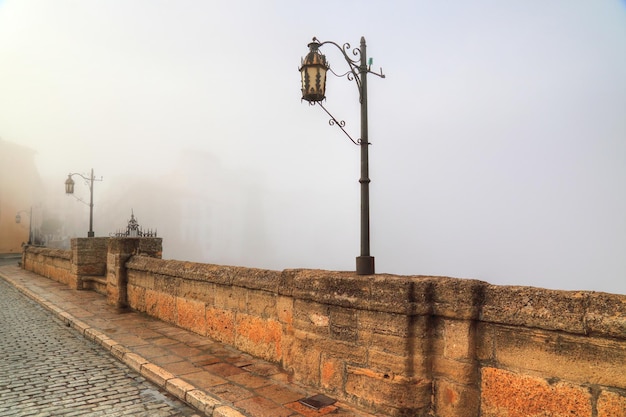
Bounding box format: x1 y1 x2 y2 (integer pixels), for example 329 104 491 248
0 277 203 417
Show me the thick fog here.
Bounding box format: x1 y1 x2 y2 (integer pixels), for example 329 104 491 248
1 1 624 294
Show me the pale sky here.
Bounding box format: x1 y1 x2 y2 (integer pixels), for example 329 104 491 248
1 0 625 294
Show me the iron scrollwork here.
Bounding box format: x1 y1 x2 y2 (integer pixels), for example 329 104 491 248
308 37 385 146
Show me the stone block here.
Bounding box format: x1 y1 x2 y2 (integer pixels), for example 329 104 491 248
329 305 357 343
232 267 281 292
140 363 175 387
214 285 246 311
358 309 421 338
367 349 416 378
293 299 330 337
206 306 236 345
213 406 247 417
127 284 146 312
475 322 495 361
313 334 368 365
245 290 277 318
165 378 195 400
290 269 371 308
585 292 626 338
345 365 432 416
359 330 418 357
443 319 474 360
493 325 626 387
480 367 592 417
482 286 587 334
276 296 293 328
432 278 486 320
434 379 479 417
234 313 282 362
177 279 213 304
154 274 182 297
123 352 149 374
128 270 155 290
145 289 176 324
432 356 478 385
176 296 207 336
286 331 321 387
186 389 221 414
320 354 345 394
597 390 626 417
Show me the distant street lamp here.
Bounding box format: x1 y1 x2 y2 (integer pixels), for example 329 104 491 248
15 207 33 245
300 36 385 275
64 168 102 237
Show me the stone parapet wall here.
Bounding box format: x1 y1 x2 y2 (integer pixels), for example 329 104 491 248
124 258 626 417
21 242 626 416
22 246 73 287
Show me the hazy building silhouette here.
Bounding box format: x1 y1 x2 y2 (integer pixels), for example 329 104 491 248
0 139 44 252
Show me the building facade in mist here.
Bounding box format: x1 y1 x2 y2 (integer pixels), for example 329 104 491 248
0 139 43 252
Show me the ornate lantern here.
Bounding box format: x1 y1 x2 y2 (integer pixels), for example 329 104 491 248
300 40 329 102
65 175 75 194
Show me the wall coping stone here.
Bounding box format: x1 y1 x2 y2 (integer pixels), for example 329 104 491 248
25 246 71 260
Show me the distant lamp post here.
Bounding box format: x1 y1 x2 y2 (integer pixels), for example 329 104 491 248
15 207 33 245
300 36 385 275
64 168 102 238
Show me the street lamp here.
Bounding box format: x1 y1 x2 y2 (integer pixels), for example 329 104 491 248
300 36 385 275
15 207 33 245
64 168 102 237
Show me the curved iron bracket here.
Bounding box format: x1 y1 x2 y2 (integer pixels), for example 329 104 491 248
313 37 386 103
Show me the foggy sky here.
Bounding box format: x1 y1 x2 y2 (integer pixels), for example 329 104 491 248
0 0 624 294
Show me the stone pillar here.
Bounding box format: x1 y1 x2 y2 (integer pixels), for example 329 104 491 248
70 237 108 290
106 237 162 309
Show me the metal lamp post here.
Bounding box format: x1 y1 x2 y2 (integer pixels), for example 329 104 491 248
65 168 102 237
300 36 385 275
15 207 33 245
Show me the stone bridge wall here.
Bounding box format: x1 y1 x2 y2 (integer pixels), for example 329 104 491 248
124 258 626 417
21 241 626 416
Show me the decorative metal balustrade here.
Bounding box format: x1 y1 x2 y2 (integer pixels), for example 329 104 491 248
111 211 157 238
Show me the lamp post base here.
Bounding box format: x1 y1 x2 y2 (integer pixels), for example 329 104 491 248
88 231 95 238
356 256 375 275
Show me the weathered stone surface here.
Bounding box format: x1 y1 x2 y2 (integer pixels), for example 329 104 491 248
320 354 345 394
293 299 330 337
432 356 478 384
597 390 626 417
232 268 281 292
492 325 626 387
234 314 282 362
434 379 479 417
443 319 474 360
287 331 321 387
432 278 486 320
482 285 587 334
585 291 626 338
206 306 236 345
145 289 176 324
127 283 146 311
245 290 277 318
289 269 372 308
177 278 213 304
345 365 432 416
481 367 593 417
176 296 206 336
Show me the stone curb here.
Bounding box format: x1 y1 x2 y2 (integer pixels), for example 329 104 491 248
0 270 245 417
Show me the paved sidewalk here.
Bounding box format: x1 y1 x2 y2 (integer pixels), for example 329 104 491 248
0 265 376 417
